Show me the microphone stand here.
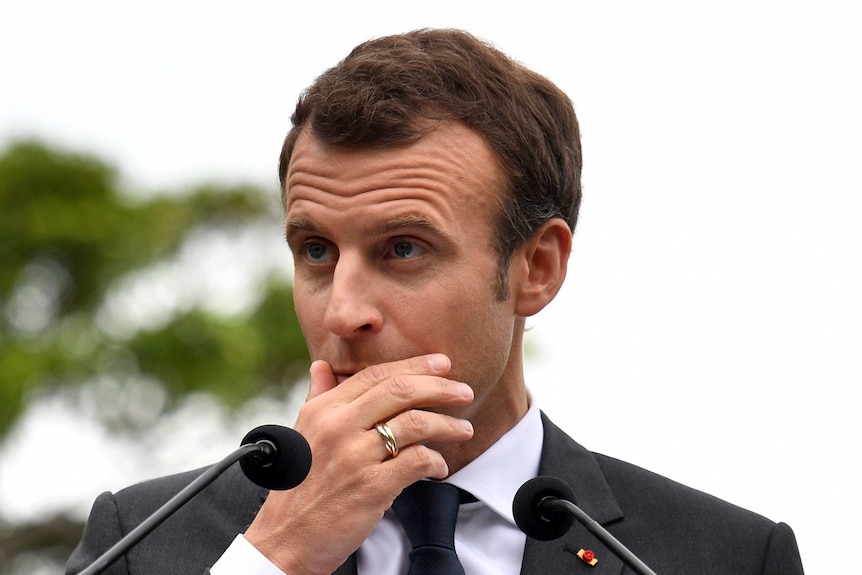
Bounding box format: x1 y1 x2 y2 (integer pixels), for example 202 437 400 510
543 498 658 575
79 442 268 575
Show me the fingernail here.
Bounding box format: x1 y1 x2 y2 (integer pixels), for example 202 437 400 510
457 382 474 399
428 354 448 372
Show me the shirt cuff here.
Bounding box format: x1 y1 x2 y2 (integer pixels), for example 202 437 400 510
210 534 286 575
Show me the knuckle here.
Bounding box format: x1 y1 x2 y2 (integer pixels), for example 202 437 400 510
436 376 454 394
403 409 429 434
407 355 429 374
410 444 435 467
407 445 448 478
362 363 389 384
386 376 415 402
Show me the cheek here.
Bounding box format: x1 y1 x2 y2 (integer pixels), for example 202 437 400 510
434 289 516 382
449 324 515 404
293 286 325 341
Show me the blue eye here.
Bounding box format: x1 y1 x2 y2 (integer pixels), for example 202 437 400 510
391 240 425 259
305 242 332 262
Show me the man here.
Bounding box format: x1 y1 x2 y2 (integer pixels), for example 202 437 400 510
67 29 804 574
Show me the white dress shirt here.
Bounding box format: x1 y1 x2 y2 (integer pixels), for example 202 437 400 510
211 400 543 575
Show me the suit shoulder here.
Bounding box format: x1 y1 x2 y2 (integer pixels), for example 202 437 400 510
593 452 803 573
111 464 264 524
113 467 209 503
68 465 264 574
593 451 776 527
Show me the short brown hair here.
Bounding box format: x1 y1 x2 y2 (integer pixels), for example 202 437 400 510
279 28 581 276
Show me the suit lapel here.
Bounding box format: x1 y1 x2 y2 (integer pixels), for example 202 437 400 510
519 414 626 575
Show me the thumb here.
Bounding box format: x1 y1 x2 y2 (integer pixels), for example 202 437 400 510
307 359 338 401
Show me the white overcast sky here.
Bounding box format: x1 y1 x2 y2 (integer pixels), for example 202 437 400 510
1 1 860 573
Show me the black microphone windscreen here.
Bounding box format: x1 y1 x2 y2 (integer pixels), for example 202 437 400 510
240 425 312 490
512 475 577 541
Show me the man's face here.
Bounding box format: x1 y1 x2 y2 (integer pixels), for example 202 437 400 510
283 121 525 423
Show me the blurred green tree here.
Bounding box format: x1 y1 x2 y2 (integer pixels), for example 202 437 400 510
0 139 308 572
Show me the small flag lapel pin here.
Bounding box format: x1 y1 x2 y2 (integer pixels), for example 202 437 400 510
577 548 598 566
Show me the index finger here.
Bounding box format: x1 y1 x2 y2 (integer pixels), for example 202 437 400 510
333 353 451 402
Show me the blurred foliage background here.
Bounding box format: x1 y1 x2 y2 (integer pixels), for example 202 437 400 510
0 139 309 573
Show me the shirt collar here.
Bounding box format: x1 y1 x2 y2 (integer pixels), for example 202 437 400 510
445 395 543 525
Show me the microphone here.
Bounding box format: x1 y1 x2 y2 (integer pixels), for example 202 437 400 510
513 476 658 575
239 424 313 490
80 424 312 575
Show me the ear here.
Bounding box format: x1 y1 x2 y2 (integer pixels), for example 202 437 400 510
511 218 572 317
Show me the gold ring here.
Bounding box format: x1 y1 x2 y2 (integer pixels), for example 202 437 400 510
375 422 399 459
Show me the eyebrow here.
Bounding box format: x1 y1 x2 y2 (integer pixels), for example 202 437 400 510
285 213 442 242
367 213 441 237
285 217 318 238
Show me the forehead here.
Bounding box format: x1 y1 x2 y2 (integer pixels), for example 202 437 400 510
283 121 505 218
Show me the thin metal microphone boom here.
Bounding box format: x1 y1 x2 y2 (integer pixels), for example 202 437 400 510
79 442 264 575
541 497 658 575
78 424 311 575
513 475 658 575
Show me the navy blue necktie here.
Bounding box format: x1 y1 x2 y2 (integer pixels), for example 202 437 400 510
392 481 472 575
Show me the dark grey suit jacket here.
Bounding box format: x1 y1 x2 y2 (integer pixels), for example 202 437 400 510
66 414 804 574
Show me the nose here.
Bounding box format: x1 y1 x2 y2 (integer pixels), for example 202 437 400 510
323 254 383 337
